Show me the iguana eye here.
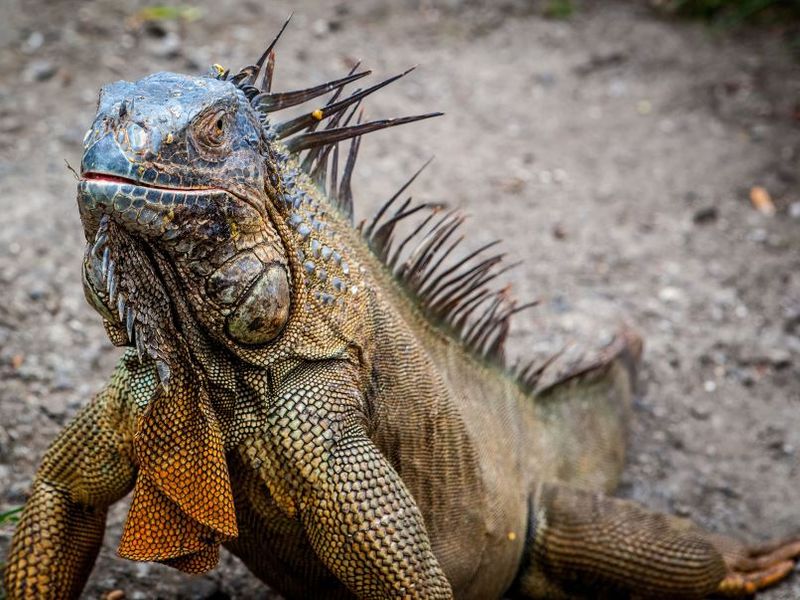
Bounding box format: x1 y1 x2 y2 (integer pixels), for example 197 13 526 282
194 110 228 150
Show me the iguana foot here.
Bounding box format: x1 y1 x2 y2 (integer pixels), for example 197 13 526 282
716 537 800 596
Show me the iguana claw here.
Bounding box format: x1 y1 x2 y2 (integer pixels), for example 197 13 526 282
717 537 800 596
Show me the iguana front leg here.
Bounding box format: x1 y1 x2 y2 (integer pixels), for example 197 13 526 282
515 482 800 599
244 360 453 599
3 357 139 599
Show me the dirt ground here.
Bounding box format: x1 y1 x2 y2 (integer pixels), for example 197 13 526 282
0 0 798 598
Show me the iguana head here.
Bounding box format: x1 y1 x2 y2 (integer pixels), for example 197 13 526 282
78 70 291 369
76 22 448 385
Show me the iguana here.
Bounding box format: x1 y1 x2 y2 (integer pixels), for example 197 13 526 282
4 22 799 599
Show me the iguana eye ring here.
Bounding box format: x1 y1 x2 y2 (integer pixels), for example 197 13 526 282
193 109 228 151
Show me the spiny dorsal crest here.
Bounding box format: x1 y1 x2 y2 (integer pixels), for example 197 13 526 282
212 17 546 390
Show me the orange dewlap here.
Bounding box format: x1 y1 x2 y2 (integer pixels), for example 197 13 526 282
118 376 237 571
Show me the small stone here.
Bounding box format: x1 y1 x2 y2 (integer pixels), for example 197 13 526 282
748 228 768 243
133 561 151 578
534 72 557 87
182 577 225 599
714 484 739 499
549 295 571 314
38 395 68 421
658 286 686 305
658 118 676 134
672 502 692 517
22 31 44 54
497 177 525 194
703 380 717 393
766 348 791 369
736 368 756 387
312 19 330 37
669 431 685 450
7 480 29 503
0 426 10 461
148 31 182 58
789 202 800 219
23 59 56 82
692 206 718 225
51 373 75 392
690 404 711 420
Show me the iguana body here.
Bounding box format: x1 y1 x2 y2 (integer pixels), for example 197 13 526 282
4 27 799 599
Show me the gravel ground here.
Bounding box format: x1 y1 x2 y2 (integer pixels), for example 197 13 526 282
0 0 798 598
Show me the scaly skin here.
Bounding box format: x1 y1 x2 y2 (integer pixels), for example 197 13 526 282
3 41 799 600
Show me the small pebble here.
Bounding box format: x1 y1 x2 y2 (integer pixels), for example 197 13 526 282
692 206 718 225
147 31 182 58
748 228 768 243
658 286 686 305
673 502 692 517
22 31 44 54
766 348 791 369
312 19 330 37
23 60 56 82
690 404 711 420
534 72 557 87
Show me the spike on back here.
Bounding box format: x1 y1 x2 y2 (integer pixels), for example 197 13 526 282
215 21 538 374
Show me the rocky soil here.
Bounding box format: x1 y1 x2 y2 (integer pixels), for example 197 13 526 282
0 0 798 597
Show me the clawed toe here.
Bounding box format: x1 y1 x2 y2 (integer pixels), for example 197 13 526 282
716 537 800 597
718 560 794 596
745 539 800 565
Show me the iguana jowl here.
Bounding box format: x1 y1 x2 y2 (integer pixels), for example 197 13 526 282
4 23 800 599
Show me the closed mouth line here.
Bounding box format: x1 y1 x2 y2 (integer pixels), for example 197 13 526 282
81 171 217 193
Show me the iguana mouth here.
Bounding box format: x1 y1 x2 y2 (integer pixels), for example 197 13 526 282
82 171 219 193
80 170 269 225
77 168 234 248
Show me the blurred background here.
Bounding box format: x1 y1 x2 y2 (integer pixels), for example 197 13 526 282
0 0 798 598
